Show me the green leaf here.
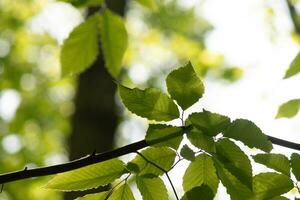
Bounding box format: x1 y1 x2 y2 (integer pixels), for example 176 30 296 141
180 144 195 161
252 153 290 175
276 99 300 118
119 85 179 121
291 153 300 181
253 172 293 199
166 62 204 110
186 128 215 153
108 183 135 200
128 147 176 177
284 52 300 79
134 0 158 10
75 191 109 200
182 154 219 194
215 138 252 189
181 185 214 200
60 14 100 77
136 177 168 200
99 10 128 78
269 196 289 200
60 0 104 7
223 119 273 152
186 110 231 136
45 159 125 191
213 158 253 200
145 124 183 150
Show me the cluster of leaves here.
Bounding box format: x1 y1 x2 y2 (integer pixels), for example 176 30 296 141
45 62 300 199
59 4 127 78
277 52 300 118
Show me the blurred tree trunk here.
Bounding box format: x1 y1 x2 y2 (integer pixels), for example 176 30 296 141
65 1 126 199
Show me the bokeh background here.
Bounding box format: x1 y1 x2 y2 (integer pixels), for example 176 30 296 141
0 0 300 199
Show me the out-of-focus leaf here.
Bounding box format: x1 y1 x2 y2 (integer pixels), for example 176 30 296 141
180 144 195 161
128 147 175 177
99 10 128 78
284 52 300 79
45 159 125 191
61 14 100 77
119 85 179 121
183 154 219 194
108 183 134 200
291 153 300 181
181 185 214 200
252 153 290 175
134 0 157 10
145 124 183 150
136 177 168 200
185 110 230 136
223 119 273 152
253 172 293 199
269 196 289 200
186 128 215 153
276 99 300 118
166 62 204 110
215 139 252 189
60 0 104 7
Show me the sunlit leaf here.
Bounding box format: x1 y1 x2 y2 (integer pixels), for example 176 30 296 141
60 14 100 77
181 185 214 200
213 158 253 200
183 154 219 194
215 138 252 189
108 183 135 200
252 153 290 175
180 144 195 161
276 99 300 118
145 124 183 150
75 192 109 200
99 10 128 78
253 172 293 199
291 153 300 181
119 85 179 121
185 110 230 136
223 119 273 152
284 52 300 79
186 128 215 153
45 159 125 191
128 147 176 177
166 62 204 110
136 176 168 200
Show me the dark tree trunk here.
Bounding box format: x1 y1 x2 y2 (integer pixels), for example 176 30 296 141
64 1 126 199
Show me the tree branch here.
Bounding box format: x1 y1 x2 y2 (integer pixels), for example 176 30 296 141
0 132 299 185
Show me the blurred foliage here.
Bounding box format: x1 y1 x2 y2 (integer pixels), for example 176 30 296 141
0 0 74 199
0 0 243 199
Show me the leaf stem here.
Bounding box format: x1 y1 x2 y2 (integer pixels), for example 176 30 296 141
136 151 179 200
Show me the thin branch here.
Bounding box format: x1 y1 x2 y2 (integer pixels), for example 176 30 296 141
0 131 299 185
267 135 300 150
0 140 147 185
136 151 179 200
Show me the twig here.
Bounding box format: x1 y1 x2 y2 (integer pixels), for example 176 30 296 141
135 151 179 200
